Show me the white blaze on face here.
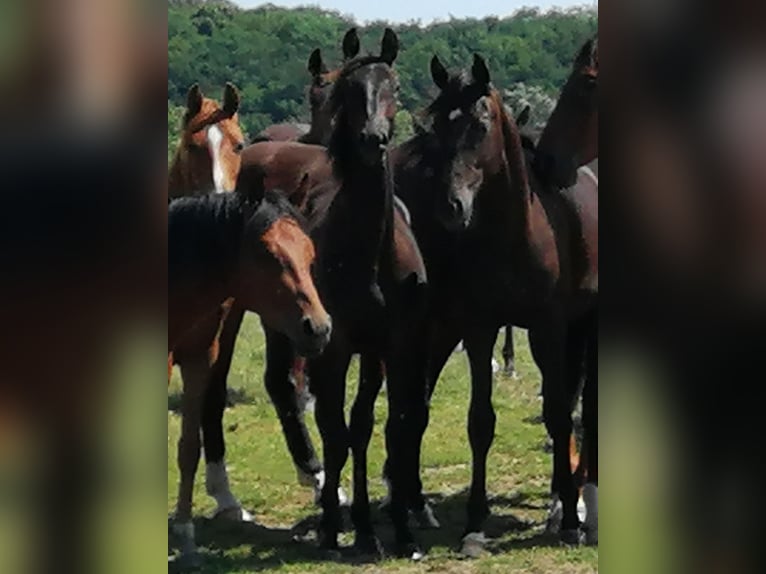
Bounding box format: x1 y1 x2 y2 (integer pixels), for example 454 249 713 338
207 124 226 193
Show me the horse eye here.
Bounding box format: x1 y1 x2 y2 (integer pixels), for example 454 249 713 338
234 142 245 153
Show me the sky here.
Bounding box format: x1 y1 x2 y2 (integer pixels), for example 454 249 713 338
231 1 596 25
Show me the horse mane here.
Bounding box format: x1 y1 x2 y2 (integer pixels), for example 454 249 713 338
491 90 533 197
169 190 305 287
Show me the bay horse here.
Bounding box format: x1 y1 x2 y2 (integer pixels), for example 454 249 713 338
169 186 332 563
391 41 597 554
168 82 246 200
236 29 432 559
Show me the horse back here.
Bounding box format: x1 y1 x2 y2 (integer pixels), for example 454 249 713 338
239 141 333 208
561 166 598 294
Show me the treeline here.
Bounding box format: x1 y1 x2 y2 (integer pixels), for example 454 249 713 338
168 2 597 140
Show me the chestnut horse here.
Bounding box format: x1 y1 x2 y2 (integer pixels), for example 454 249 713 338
169 187 332 563
236 29 432 559
168 82 246 199
389 41 597 554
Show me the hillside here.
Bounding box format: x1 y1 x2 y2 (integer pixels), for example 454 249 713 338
168 4 597 137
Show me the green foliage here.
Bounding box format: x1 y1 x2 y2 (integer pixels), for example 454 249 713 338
168 102 185 163
393 109 415 147
168 5 597 143
504 82 557 133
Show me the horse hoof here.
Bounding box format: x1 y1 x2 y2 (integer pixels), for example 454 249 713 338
317 529 340 552
461 531 488 558
354 533 384 558
560 528 585 546
396 542 424 561
545 495 563 534
171 520 197 557
212 505 254 523
584 526 598 546
412 504 440 529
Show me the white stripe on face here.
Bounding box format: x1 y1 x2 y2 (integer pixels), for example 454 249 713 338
207 124 226 193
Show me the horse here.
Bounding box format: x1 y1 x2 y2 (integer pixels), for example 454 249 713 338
247 29 358 411
500 104 533 379
235 29 433 559
168 82 246 200
195 28 364 516
250 28 359 146
169 186 332 564
388 40 597 554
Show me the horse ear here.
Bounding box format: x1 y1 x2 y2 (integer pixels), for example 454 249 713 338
342 28 360 61
186 84 203 117
575 37 596 69
380 28 399 65
471 54 491 87
308 48 324 76
222 82 240 117
430 55 449 91
517 104 531 128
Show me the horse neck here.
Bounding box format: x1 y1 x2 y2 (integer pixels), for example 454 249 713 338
392 137 457 267
302 109 332 146
325 134 393 284
477 106 535 245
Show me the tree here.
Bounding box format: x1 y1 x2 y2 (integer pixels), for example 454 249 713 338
168 5 597 156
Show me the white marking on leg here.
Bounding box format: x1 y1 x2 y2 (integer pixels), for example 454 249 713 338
205 460 252 520
206 124 226 193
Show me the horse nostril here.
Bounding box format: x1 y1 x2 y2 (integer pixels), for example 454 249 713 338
449 198 464 219
302 317 316 337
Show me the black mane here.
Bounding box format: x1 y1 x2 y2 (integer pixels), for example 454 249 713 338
169 190 303 288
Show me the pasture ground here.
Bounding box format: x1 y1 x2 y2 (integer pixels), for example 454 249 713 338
168 314 598 573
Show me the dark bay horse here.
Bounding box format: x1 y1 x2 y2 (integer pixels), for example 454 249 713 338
169 187 332 562
194 28 370 516
168 82 246 199
236 29 432 559
391 42 597 554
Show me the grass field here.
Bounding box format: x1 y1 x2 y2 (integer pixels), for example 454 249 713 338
168 314 598 573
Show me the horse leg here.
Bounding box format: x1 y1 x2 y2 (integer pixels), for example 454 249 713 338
173 358 208 564
581 311 598 545
548 316 587 533
502 325 518 378
383 336 431 560
530 320 582 545
349 352 385 556
460 324 500 557
201 306 252 521
262 323 329 504
309 344 352 551
380 315 459 528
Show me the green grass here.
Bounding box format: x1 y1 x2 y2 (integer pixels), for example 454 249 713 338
168 315 598 572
